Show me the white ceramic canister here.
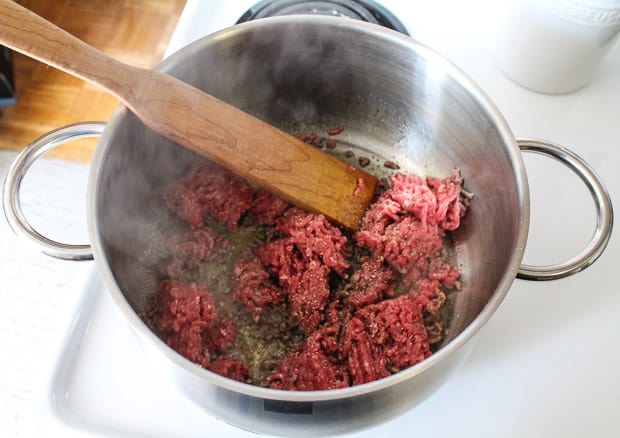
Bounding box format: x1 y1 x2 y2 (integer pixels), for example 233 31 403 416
492 0 620 94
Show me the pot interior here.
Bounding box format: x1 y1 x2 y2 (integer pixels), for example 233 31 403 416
93 17 526 388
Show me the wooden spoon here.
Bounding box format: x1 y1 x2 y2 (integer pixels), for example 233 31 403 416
0 0 377 230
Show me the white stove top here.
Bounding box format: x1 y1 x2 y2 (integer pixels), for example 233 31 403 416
4 1 619 437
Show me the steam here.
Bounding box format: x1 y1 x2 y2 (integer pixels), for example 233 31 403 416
95 17 411 315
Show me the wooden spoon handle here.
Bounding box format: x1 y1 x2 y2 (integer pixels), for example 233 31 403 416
0 0 377 230
0 0 140 99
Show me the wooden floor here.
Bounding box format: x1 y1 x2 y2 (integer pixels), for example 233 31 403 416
0 0 186 162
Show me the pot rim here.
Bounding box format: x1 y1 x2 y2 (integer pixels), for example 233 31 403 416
87 15 529 402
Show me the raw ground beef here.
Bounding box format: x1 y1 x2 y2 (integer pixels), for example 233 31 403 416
343 295 431 386
346 256 395 309
231 251 285 321
267 325 350 391
250 189 291 225
271 207 350 277
163 163 254 231
209 356 252 383
150 160 469 389
257 207 350 334
152 280 235 368
389 170 467 231
355 170 467 274
166 227 230 262
164 227 231 281
286 260 331 334
266 297 350 390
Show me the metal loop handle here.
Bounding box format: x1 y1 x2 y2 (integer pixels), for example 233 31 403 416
517 138 613 280
2 122 106 261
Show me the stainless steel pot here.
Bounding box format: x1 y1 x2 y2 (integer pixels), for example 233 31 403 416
3 17 613 436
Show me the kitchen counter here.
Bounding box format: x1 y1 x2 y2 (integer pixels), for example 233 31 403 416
1 1 619 437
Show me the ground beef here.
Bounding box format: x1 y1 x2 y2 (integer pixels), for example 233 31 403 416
326 125 344 136
343 295 431 385
165 227 231 281
346 256 395 309
257 237 307 291
153 280 233 368
389 169 467 231
154 280 217 334
341 317 390 385
428 256 461 289
256 208 349 333
357 214 444 273
311 299 349 355
164 163 254 231
166 227 230 262
402 259 460 346
426 169 468 231
287 261 331 334
356 171 468 273
250 189 291 225
209 356 253 383
151 160 470 390
271 207 349 277
267 295 350 390
267 330 350 391
231 251 285 321
295 131 325 149
202 316 237 354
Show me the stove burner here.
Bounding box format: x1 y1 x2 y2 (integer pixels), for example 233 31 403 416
237 0 409 35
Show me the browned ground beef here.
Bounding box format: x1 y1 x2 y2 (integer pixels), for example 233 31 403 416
151 160 469 390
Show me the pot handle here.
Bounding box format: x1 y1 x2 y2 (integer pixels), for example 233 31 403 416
517 138 613 280
2 122 106 261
